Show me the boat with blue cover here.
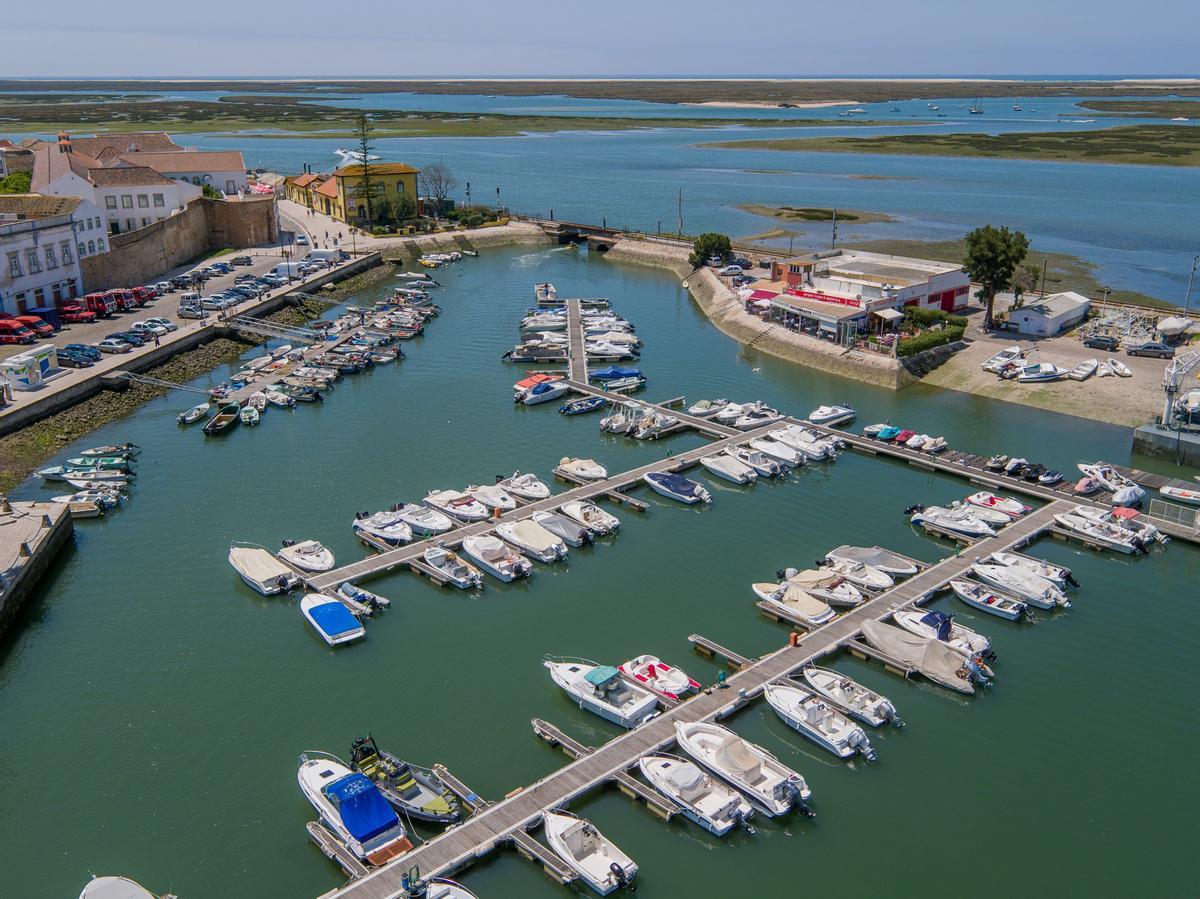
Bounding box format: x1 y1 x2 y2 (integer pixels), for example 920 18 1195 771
300 594 365 646
589 365 643 381
560 396 607 415
297 751 413 865
515 380 569 405
875 425 903 441
643 471 711 504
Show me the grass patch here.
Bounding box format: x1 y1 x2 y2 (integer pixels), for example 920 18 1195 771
738 203 894 224
1078 100 1200 119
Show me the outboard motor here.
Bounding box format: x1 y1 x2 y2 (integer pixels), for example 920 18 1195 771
733 809 756 835
609 863 628 889
355 511 370 520
904 503 925 516
1065 571 1081 588
281 538 295 548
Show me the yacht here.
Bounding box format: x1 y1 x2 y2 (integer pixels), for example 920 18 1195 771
763 682 876 760
824 545 918 577
543 811 638 896
806 403 856 426
752 581 837 625
498 471 552 500
699 453 758 484
532 509 594 546
893 609 992 659
543 657 658 728
559 500 620 535
278 539 335 573
558 457 608 480
297 752 412 866
801 666 903 728
495 519 568 562
461 535 532 581
644 472 711 504
969 563 1070 609
423 546 485 589
229 543 299 595
674 721 810 817
947 579 1029 620
821 558 894 591
424 489 492 522
395 503 455 536
909 504 996 538
465 483 518 513
731 447 785 477
353 510 415 547
300 594 366 646
619 654 700 700
638 754 753 836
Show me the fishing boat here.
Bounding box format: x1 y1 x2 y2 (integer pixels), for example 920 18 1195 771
1109 358 1132 377
602 375 646 392
543 657 658 728
893 609 992 659
395 503 454 536
674 721 810 817
775 568 863 607
278 384 324 402
239 406 260 426
807 403 856 426
638 754 753 836
699 453 757 484
752 581 837 625
297 752 412 865
543 811 638 896
300 594 365 646
824 545 917 577
203 403 241 434
687 398 727 418
495 519 568 562
970 563 1069 609
558 457 608 480
423 546 484 589
465 483 517 513
1161 484 1200 505
51 488 122 510
731 447 785 477
516 380 569 405
985 551 1076 590
461 535 532 581
79 442 140 458
747 437 802 467
908 504 996 538
821 558 893 591
36 464 126 482
1067 359 1099 381
349 735 460 824
619 654 700 700
948 579 1029 620
1053 510 1144 553
1016 362 1068 382
264 388 296 408
801 666 903 728
60 472 130 490
353 510 414 546
560 396 606 415
278 539 336 572
64 455 132 471
178 403 210 424
860 620 984 694
424 489 491 522
498 471 551 500
228 543 299 595
644 471 710 504
763 682 876 760
77 876 165 899
559 500 620 535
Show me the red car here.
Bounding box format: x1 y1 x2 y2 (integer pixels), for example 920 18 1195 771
13 315 54 338
0 320 36 345
131 286 154 305
60 303 97 324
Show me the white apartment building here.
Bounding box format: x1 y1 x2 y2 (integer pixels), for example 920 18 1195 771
0 209 83 314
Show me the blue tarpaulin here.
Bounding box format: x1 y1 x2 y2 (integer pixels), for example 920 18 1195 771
310 601 361 638
326 773 400 843
589 366 642 381
649 473 697 496
920 610 953 641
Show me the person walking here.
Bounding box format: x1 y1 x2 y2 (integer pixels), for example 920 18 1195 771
154 333 161 347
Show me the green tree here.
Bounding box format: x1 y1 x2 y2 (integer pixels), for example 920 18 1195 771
201 183 222 199
0 171 33 193
1010 264 1040 308
353 113 376 230
963 225 1031 328
394 192 417 221
689 232 732 268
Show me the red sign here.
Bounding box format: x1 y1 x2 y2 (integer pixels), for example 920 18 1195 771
784 288 861 308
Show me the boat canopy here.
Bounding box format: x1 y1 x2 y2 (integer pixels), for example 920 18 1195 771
310 600 361 638
325 773 400 842
919 610 953 641
787 569 840 589
590 365 642 381
584 665 621 688
651 473 696 495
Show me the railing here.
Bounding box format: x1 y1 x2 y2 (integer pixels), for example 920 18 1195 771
1147 498 1199 533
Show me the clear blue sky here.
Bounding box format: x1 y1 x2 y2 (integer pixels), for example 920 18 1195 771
4 0 1195 78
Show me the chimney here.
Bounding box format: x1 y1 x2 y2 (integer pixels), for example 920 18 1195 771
57 131 72 154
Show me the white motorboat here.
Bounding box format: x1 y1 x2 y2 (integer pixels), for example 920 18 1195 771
77 876 162 899
948 500 1011 527
985 551 1076 590
297 753 412 866
278 539 336 573
687 398 727 418
862 422 892 437
1053 511 1144 553
423 546 484 589
1016 361 1067 382
338 582 391 612
419 878 479 899
861 620 984 694
619 654 700 700
970 563 1070 609
498 471 551 500
38 467 127 484
948 579 1029 620
763 682 876 760
893 608 992 658
965 491 1029 518
824 545 918 577
178 402 210 424
424 489 492 522
1076 462 1141 496
599 403 642 434
776 568 863 607
773 424 833 460
532 509 594 546
461 535 532 581
543 811 638 896
909 504 996 538
1068 503 1165 545
1109 358 1132 377
229 543 299 595
752 581 837 625
713 401 748 424
516 380 569 405
632 411 679 439
904 433 930 450
395 503 454 536
748 437 803 467
353 510 414 547
924 436 948 453
699 453 757 484
821 558 894 591
300 593 366 646
674 721 810 816
558 457 608 480
52 488 122 509
731 447 785 477
543 657 658 728
559 500 620 535
495 519 567 562
1067 358 1099 380
807 403 856 426
465 483 517 513
638 754 753 836
734 404 783 430
801 666 902 728
981 345 1024 372
1161 484 1200 505
643 471 711 504
264 388 295 408
79 442 140 458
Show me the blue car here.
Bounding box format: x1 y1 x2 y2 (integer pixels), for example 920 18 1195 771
62 343 102 361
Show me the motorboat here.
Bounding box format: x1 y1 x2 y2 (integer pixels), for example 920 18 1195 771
39 466 128 484
238 405 260 426
779 425 840 460
861 621 984 694
229 543 299 595
1109 358 1132 377
1069 504 1165 545
278 539 336 572
1074 475 1103 495
1053 511 1145 553
353 510 414 547
734 404 783 430
513 372 563 392
465 483 517 513
1016 362 1067 382
948 579 1029 620
1077 462 1140 495
498 471 551 500
775 568 863 607
415 879 478 899
543 811 638 896
713 401 748 424
77 876 166 899
495 519 568 562
752 581 837 625
64 455 133 471
970 563 1069 609
51 488 122 510
948 500 1011 527
970 491 1033 515
203 402 241 434
824 545 918 577
1112 484 1146 506
558 457 608 480
985 454 1008 471
807 404 856 426
985 551 1076 590
908 504 996 538
423 546 484 589
638 754 753 836
763 682 876 760
461 535 532 581
632 411 679 439
821 558 893 591
904 433 930 450
543 657 658 728
516 380 569 405
424 489 492 522
1067 358 1098 380
894 429 916 444
349 735 460 824
687 398 727 418
1161 484 1200 505
876 425 903 441
589 365 643 382
297 752 412 865
862 422 891 438
559 500 620 535
924 436 948 453
801 666 902 728
699 453 757 484
644 471 711 504
600 402 645 434
337 582 391 613
893 609 992 659
731 447 785 477
674 721 810 817
747 437 802 467
560 396 607 415
619 654 700 700
178 402 210 424
79 442 140 458
247 391 268 412
981 346 1024 373
300 593 365 646
530 509 593 546
395 503 454 536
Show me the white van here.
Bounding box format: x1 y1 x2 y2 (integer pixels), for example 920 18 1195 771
305 249 341 263
274 262 303 279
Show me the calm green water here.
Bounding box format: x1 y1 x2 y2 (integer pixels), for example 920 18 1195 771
3 247 1197 898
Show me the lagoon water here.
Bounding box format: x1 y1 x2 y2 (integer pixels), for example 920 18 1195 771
2 247 1196 897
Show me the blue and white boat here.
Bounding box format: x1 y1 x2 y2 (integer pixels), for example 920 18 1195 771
297 752 412 865
516 380 569 405
1016 362 1068 382
643 471 711 504
544 657 658 728
300 594 365 647
589 365 642 381
559 396 607 415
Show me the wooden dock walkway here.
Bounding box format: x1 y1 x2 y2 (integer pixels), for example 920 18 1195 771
565 299 588 383
564 379 740 438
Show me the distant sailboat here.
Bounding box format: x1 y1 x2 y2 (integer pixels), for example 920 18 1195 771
969 98 984 115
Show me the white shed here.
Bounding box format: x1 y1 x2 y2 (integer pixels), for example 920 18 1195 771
1011 291 1091 336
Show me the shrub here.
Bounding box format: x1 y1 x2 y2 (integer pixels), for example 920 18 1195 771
903 306 967 328
689 233 732 268
0 171 32 194
897 326 965 357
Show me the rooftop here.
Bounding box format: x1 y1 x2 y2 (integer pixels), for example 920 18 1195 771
116 150 247 174
0 194 82 219
314 177 339 198
88 166 176 188
61 131 182 157
1021 291 1091 317
335 163 419 177
779 249 964 287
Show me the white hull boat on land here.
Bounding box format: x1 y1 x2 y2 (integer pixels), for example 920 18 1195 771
1109 358 1131 377
894 608 992 659
544 658 658 728
558 457 608 480
300 593 366 646
965 491 1029 517
495 519 567 562
861 620 983 694
353 510 414 546
1068 358 1098 381
763 682 876 760
395 503 454 536
970 563 1070 609
638 754 753 836
498 471 551 500
985 551 1075 590
461 535 532 581
424 489 491 522
674 721 811 816
699 453 757 484
825 545 918 577
278 539 335 572
229 543 299 595
619 654 700 700
802 666 903 728
543 811 638 896
821 558 893 591
423 546 484 589
807 403 856 426
948 579 1029 620
297 753 412 866
909 505 996 538
1016 362 1068 382
752 581 837 625
559 500 620 535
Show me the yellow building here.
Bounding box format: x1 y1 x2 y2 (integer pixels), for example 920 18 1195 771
284 172 325 207
332 163 419 225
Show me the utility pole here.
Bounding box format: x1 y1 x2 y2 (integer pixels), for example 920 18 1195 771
1184 255 1199 313
788 235 795 256
677 188 683 238
831 209 838 249
1039 258 1048 296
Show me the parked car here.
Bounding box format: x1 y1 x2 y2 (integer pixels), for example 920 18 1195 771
170 275 195 290
199 297 230 311
154 281 173 294
1083 334 1120 351
107 330 145 347
731 257 751 269
718 265 744 276
60 303 97 324
144 317 177 332
131 321 168 338
1126 341 1175 359
56 350 94 368
97 338 132 354
63 343 103 361
178 305 206 320
210 262 232 274
231 255 253 267
83 293 118 317
295 234 309 246
0 321 37 344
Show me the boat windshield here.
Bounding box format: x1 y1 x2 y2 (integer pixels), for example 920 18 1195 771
584 666 621 690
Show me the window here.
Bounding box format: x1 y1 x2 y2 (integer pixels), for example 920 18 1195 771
44 245 57 270
125 218 136 231
25 249 41 274
226 180 235 194
97 238 105 251
105 196 117 210
7 252 21 278
78 242 87 257
33 287 44 306
141 217 150 227
397 182 406 194
87 240 95 253
137 194 149 208
153 193 164 207
121 195 133 209
60 241 73 264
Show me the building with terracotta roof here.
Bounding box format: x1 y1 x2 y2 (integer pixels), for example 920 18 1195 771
114 150 249 195
0 198 86 315
307 162 420 226
284 171 330 209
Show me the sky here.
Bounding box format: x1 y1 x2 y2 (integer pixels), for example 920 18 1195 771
2 0 1195 79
